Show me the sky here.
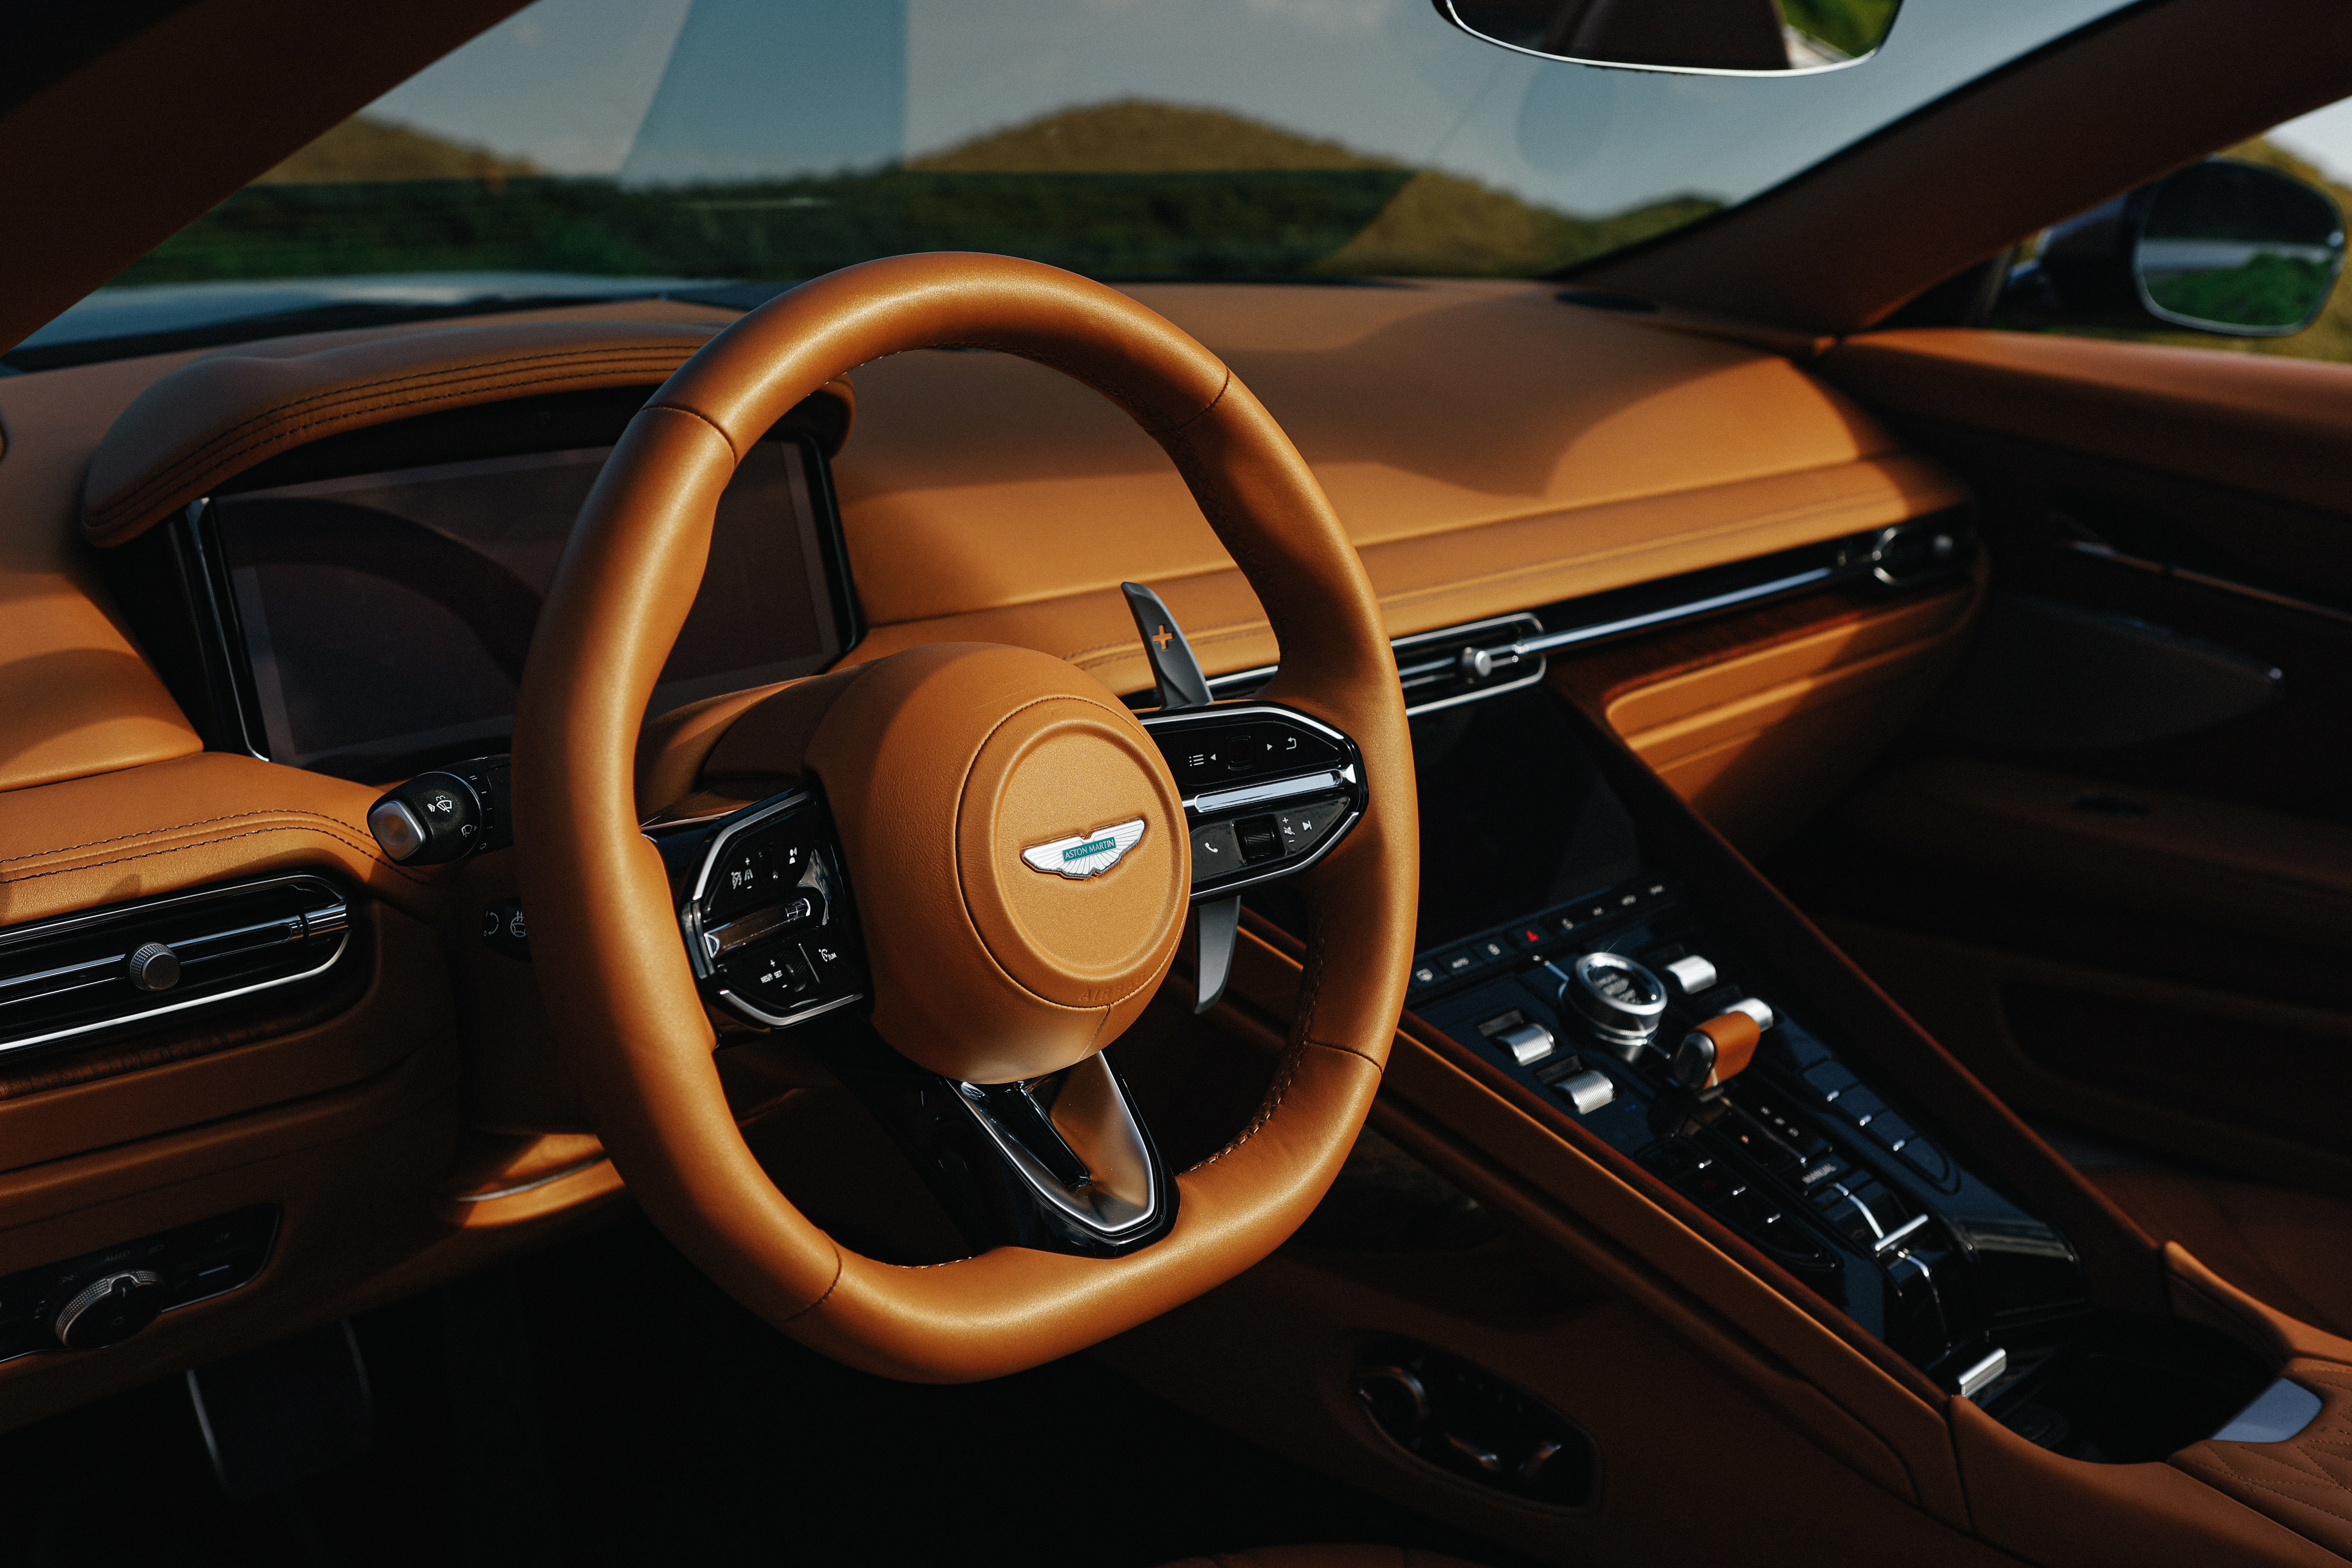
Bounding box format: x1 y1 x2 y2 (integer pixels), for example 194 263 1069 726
361 0 2215 220
2273 97 2352 186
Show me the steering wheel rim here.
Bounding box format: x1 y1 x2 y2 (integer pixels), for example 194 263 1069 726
513 253 1417 1382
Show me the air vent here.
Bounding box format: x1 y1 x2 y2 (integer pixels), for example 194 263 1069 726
1180 514 1977 718
1392 613 1548 715
0 875 350 1060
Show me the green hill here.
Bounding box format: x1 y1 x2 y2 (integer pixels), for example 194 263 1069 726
256 114 539 186
910 98 1716 276
910 99 1389 174
120 98 1716 287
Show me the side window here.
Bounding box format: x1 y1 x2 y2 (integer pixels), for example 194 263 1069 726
1993 98 2352 362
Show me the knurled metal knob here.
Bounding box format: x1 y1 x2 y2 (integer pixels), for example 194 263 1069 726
54 1270 165 1350
126 941 180 992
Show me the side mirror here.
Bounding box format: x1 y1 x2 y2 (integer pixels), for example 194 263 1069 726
1431 0 1902 75
2001 159 2346 337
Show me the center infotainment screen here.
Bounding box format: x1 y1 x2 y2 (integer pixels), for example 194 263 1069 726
208 436 846 782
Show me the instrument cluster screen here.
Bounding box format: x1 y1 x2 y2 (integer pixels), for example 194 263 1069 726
208 437 845 781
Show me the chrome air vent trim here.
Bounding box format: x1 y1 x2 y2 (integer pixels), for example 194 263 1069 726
0 874 353 1059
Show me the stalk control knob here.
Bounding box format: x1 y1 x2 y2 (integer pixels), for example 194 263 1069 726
368 772 484 865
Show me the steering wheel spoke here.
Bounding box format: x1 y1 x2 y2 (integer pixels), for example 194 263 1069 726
659 788 869 1031
818 1020 1177 1259
661 786 1180 1258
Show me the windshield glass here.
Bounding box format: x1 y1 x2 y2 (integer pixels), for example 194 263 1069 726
16 0 2129 367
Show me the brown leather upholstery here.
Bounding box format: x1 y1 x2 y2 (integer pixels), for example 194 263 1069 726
799 643 1188 1084
1152 1549 1488 1568
512 252 1417 1382
77 319 855 548
827 279 1965 700
2174 1362 2352 1558
1822 328 2352 523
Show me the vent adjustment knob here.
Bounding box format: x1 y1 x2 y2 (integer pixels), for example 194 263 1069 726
126 941 180 992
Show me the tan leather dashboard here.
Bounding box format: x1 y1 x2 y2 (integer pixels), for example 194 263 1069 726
0 282 1963 802
836 280 1963 693
0 277 1966 1411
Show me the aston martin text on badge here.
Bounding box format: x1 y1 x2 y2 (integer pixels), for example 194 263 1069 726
1020 819 1148 879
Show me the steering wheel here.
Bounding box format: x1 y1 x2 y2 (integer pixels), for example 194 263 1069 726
512 254 1416 1382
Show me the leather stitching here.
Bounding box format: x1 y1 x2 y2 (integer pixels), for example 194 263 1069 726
0 807 371 865
2186 1452 2352 1529
0 822 422 885
1186 1044 1305 1172
89 344 697 536
2177 1369 2352 1548
1183 1038 1368 1173
1066 612 1275 670
775 1245 850 1321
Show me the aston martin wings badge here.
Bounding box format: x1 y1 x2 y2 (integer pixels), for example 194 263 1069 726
1020 818 1147 879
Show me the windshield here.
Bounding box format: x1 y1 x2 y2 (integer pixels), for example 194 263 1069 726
15 0 2130 368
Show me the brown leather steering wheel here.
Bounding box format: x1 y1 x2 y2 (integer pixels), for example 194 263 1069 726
513 254 1416 1382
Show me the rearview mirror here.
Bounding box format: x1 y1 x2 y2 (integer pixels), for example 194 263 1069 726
2002 159 2346 338
1432 0 1902 75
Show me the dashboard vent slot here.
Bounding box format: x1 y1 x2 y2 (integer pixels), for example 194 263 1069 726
0 875 350 1060
1391 613 1548 716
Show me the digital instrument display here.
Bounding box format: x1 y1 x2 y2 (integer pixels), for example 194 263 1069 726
208 436 846 781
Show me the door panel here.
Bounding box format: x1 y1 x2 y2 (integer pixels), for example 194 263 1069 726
1797 331 2352 1191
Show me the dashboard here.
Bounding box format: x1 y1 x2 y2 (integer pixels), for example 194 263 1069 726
0 279 2014 1424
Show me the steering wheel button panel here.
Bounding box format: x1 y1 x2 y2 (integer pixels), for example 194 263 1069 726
1141 704 1367 900
667 789 869 1031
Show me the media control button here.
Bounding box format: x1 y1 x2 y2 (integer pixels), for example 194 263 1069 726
1189 822 1243 882
1802 1061 1859 1100
1272 797 1349 855
1833 1087 1888 1125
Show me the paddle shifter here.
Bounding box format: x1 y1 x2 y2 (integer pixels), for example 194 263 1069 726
1124 581 1237 1013
1121 582 1366 1015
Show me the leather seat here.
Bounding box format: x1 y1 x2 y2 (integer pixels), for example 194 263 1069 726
1155 1548 1488 1568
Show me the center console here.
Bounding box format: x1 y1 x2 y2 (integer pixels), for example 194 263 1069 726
1275 678 2280 1464
1406 861 2081 1394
